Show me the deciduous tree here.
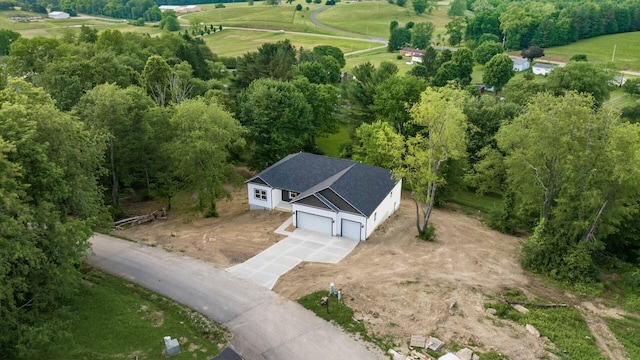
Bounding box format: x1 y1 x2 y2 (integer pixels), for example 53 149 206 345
238 78 312 169
497 92 640 282
482 53 514 93
473 41 503 65
521 45 545 62
167 98 245 217
352 121 404 169
411 22 436 49
0 78 106 358
546 61 610 108
395 86 468 239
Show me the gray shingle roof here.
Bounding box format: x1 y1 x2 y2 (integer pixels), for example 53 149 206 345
247 153 397 217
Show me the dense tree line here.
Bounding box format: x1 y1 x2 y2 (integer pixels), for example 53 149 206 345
464 0 640 49
10 0 248 19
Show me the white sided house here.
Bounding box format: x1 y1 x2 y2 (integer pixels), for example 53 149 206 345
512 58 530 71
246 153 402 241
532 63 554 75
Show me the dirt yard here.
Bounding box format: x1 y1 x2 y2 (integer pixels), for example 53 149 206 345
117 187 627 359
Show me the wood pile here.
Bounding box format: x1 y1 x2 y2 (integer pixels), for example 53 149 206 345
113 208 167 230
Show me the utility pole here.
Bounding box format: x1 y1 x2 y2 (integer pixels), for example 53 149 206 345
611 44 617 63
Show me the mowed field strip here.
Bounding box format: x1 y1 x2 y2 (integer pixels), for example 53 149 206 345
204 28 379 57
314 1 461 38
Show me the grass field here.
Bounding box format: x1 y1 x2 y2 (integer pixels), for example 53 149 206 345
181 2 344 36
345 47 415 74
41 267 230 359
315 1 454 39
543 32 640 71
204 29 376 57
604 315 640 359
1 10 164 38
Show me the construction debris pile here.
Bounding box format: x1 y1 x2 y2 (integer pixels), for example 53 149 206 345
113 208 167 230
388 335 483 360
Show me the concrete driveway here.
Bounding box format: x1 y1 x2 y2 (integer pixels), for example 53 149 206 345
227 217 359 289
87 234 386 360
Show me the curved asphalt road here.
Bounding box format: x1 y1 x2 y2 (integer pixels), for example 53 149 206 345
87 234 386 360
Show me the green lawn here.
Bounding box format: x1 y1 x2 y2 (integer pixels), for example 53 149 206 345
606 89 640 111
315 1 454 39
204 29 376 57
298 290 396 351
604 315 640 359
542 32 640 72
316 123 351 157
345 47 416 74
450 189 502 214
42 267 230 359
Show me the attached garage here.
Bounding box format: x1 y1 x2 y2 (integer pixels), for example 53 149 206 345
296 211 333 235
341 219 361 240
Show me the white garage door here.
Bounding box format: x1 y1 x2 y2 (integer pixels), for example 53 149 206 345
341 219 361 240
296 211 333 235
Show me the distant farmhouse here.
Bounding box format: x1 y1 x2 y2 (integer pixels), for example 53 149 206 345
612 75 627 87
400 48 425 64
48 11 70 19
159 5 202 13
512 58 530 71
532 63 554 75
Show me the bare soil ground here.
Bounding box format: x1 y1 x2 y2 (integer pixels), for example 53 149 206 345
117 189 629 359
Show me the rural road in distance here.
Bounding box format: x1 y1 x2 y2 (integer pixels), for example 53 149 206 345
87 233 386 360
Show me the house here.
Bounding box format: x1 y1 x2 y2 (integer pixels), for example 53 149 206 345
48 11 70 19
400 48 425 63
612 75 627 87
246 153 402 241
512 58 530 71
400 48 425 57
532 63 554 75
159 5 201 13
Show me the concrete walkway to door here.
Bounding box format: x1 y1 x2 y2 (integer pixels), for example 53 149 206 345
226 217 359 289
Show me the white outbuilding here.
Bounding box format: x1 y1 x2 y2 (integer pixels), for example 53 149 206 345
48 11 70 19
532 63 554 75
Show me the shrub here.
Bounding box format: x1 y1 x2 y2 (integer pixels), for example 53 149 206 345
296 4 302 10
215 3 225 8
326 0 335 4
418 223 436 241
396 54 403 60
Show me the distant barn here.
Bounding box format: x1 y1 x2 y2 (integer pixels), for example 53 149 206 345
158 5 202 13
48 11 70 19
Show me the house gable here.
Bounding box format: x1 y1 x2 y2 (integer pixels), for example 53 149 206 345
319 189 360 214
295 194 332 210
248 177 269 186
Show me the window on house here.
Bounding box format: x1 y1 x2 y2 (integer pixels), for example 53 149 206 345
254 189 267 200
289 191 299 199
390 191 393 198
374 212 377 221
